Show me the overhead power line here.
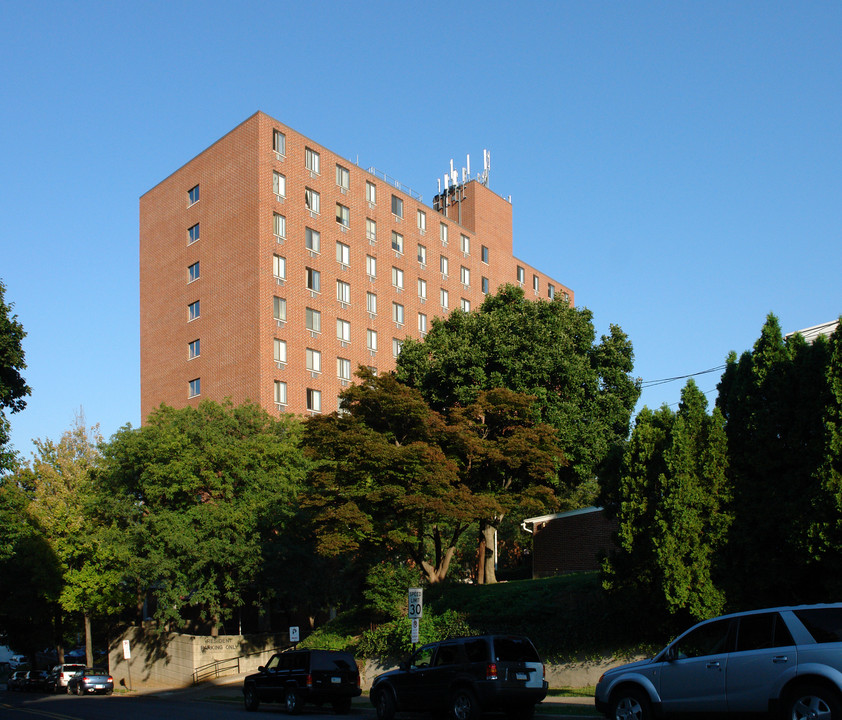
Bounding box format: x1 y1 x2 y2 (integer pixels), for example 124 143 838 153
640 365 728 389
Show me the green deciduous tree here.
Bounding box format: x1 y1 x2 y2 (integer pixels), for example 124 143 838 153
602 380 731 625
302 369 563 585
0 280 31 474
396 285 640 493
100 400 308 635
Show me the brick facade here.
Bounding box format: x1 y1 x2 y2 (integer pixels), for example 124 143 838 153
527 507 618 578
140 111 574 420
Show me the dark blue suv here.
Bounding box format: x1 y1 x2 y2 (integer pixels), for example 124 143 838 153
371 635 547 720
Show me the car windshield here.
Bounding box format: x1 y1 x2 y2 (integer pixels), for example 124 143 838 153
85 668 107 676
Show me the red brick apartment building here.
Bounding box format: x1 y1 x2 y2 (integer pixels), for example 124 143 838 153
140 111 574 419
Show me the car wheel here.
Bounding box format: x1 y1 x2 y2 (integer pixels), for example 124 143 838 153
450 688 480 720
285 687 302 714
374 688 396 720
785 684 842 720
332 697 352 714
609 687 651 720
244 684 260 712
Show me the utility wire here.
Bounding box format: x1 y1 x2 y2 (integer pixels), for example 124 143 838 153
640 364 728 388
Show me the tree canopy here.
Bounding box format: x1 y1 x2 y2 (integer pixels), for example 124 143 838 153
100 400 308 634
395 285 640 492
716 314 840 606
302 369 563 584
602 380 731 626
0 279 31 474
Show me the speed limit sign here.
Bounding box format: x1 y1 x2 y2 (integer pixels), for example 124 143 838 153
408 588 423 619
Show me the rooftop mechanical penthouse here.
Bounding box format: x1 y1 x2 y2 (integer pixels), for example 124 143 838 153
140 111 574 419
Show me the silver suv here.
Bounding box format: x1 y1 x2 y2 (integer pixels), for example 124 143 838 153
595 603 842 720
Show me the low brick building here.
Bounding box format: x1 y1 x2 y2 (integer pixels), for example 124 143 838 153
522 507 617 578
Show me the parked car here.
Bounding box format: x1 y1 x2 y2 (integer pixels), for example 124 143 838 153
47 663 86 693
595 603 842 720
66 667 113 695
6 670 27 691
8 655 26 669
370 634 548 720
243 648 361 713
24 670 49 691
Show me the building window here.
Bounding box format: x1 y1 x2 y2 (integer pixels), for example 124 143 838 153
517 266 525 284
365 254 377 278
482 276 490 294
366 181 376 204
337 280 350 304
273 254 286 281
306 307 321 333
417 209 426 232
336 203 350 228
188 339 200 359
306 388 321 413
305 227 320 253
188 185 200 205
306 348 322 373
440 255 449 277
337 318 351 342
337 357 351 381
417 244 427 266
336 241 350 266
366 218 377 242
481 245 489 263
274 380 287 406
392 266 404 290
273 129 286 156
460 266 470 286
533 275 539 293
393 302 404 325
188 378 201 397
304 187 320 214
188 261 200 283
391 195 403 219
391 231 403 254
305 147 320 174
188 223 200 244
188 300 200 321
461 298 471 312
273 171 286 198
460 234 470 255
418 278 427 300
306 267 321 293
392 338 403 358
367 329 378 351
274 213 286 239
440 222 448 246
548 284 555 300
274 338 287 364
418 313 427 334
440 288 449 310
336 164 350 191
274 296 287 323
366 291 377 315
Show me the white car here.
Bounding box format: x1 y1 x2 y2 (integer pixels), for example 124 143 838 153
595 603 842 720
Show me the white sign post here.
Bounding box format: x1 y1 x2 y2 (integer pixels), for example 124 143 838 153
122 640 132 691
408 588 423 650
290 626 300 644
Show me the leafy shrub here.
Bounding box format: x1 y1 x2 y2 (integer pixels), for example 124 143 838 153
363 562 422 621
358 609 477 660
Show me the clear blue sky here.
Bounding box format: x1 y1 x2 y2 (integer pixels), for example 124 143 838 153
1 1 839 457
